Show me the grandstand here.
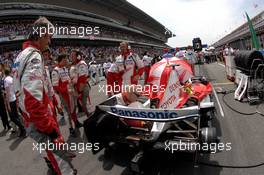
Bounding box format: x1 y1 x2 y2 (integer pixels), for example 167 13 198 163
213 11 264 50
0 0 172 64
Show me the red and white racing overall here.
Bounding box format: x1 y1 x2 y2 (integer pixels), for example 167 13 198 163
107 52 144 96
52 66 78 127
70 60 91 116
44 66 63 115
13 42 76 175
142 55 152 84
103 61 112 76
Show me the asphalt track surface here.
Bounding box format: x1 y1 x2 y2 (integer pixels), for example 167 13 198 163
1 62 264 175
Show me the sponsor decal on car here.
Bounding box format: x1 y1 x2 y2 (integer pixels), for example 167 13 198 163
98 105 199 121
160 95 177 109
111 107 178 119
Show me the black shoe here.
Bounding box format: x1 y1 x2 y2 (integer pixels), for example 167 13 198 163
69 128 76 137
75 121 83 128
9 128 17 134
18 129 27 138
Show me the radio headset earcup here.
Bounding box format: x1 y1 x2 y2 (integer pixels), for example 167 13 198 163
77 54 81 60
76 50 82 60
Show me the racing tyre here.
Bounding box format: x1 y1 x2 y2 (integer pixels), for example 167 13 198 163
200 127 218 153
200 127 217 143
130 151 144 175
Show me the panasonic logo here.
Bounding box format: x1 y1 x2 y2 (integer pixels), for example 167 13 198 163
110 107 178 119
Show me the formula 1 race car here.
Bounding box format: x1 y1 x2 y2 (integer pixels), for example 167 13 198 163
84 57 220 174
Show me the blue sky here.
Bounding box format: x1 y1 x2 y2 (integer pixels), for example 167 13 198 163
127 0 264 47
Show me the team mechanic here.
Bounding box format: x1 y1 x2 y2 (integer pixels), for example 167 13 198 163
107 42 144 97
13 17 77 175
52 54 83 136
42 47 64 117
70 49 92 117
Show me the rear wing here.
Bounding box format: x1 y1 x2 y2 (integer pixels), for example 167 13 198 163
97 104 200 122
96 95 214 122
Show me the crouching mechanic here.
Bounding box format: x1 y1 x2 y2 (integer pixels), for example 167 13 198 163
107 42 144 97
13 17 77 175
70 49 92 117
52 54 83 136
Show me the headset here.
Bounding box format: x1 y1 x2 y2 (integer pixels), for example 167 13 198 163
77 53 81 60
73 49 82 60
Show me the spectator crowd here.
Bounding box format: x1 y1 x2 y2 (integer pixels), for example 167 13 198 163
0 45 162 67
0 19 164 46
